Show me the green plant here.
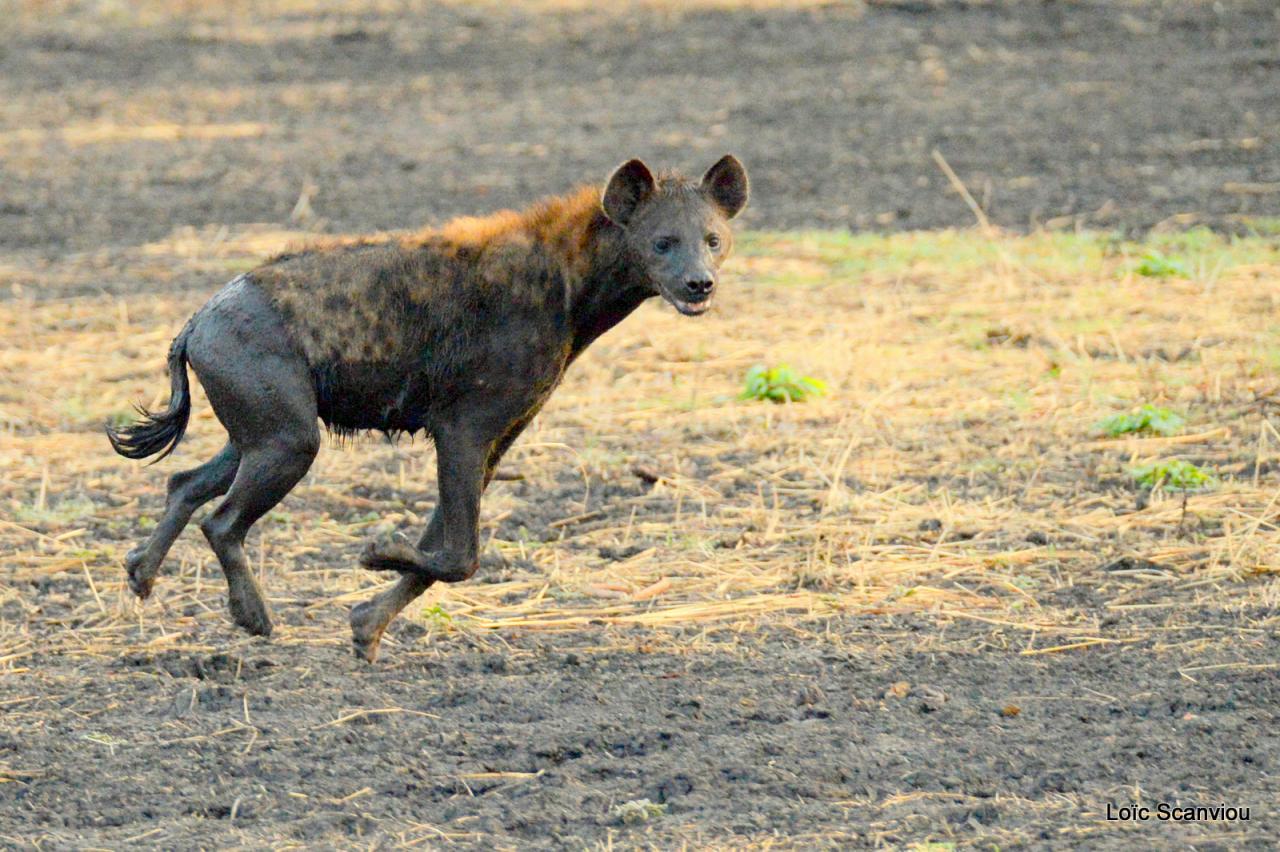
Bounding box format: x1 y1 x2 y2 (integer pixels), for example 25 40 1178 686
740 365 827 403
81 732 128 754
421 603 453 630
1093 404 1185 437
612 798 667 825
1131 459 1214 491
1135 251 1189 278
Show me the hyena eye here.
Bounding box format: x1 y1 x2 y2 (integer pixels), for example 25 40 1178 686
706 233 721 250
653 237 676 255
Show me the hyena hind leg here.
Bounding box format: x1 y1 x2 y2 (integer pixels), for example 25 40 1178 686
186 276 320 637
125 443 241 599
200 438 317 637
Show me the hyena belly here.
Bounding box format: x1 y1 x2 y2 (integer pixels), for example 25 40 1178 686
308 360 435 435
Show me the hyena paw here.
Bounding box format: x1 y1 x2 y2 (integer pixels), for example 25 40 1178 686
124 547 155 599
229 592 274 637
360 531 429 573
349 601 385 663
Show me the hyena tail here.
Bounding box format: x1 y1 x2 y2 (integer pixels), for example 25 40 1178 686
106 321 194 464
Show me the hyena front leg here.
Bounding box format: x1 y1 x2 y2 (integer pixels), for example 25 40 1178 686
359 423 485 581
351 418 530 661
349 512 440 663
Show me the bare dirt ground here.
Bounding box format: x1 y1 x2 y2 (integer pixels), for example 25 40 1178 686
3 0 1279 275
3 1 1280 849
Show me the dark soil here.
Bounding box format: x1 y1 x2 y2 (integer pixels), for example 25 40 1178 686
3 0 1278 269
4 610 1278 849
3 1 1280 847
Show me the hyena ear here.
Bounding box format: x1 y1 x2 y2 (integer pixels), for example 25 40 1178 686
700 154 749 219
602 159 656 226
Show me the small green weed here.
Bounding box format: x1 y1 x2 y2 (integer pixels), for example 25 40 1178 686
1093 404 1185 437
81 732 129 755
740 365 827 403
421 603 453 630
1135 251 1189 278
1131 459 1214 491
612 799 667 825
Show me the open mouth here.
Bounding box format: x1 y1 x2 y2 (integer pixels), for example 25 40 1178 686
670 294 714 316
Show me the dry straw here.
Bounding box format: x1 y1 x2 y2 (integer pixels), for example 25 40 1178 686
3 223 1279 665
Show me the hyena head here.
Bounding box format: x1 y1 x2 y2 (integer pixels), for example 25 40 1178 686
601 154 749 316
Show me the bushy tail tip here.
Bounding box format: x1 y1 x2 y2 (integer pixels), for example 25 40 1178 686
106 402 190 463
106 324 193 464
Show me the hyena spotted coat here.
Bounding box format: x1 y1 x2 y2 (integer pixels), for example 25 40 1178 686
108 155 749 662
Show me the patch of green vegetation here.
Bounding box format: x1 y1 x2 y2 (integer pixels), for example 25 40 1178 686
1254 346 1280 377
1240 217 1280 238
638 395 703 413
1144 226 1221 256
737 229 876 261
1015 231 1113 277
740 365 827 404
737 227 1276 292
1004 390 1032 413
676 534 716 557
612 798 667 825
421 603 453 630
1135 251 1190 278
81 732 128 754
1131 459 1215 491
965 457 1004 476
1009 575 1040 591
222 257 261 273
1137 226 1278 278
1093 404 1185 437
15 496 98 525
579 445 629 477
55 396 108 427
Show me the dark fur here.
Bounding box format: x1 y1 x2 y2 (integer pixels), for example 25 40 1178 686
107 155 748 661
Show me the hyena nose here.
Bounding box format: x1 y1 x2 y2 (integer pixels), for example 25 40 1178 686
684 278 715 299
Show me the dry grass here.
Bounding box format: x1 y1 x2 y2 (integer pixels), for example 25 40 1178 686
2 224 1280 666
0 122 271 151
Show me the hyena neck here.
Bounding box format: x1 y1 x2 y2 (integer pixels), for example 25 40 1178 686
560 211 653 357
443 184 653 357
